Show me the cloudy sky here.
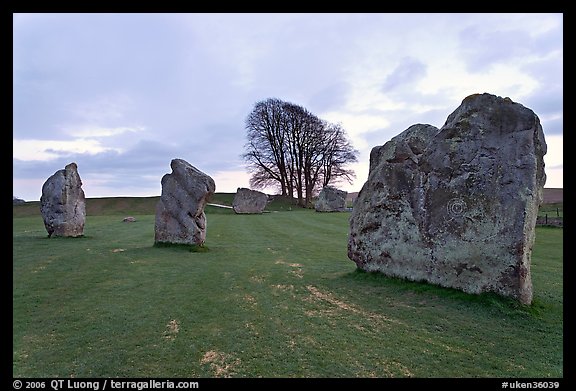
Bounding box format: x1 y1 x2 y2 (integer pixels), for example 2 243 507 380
13 13 563 201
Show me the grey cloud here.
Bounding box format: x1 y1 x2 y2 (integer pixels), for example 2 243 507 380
13 13 563 199
382 57 427 92
519 58 563 135
13 13 237 141
13 124 249 198
13 140 177 182
539 116 563 136
458 19 562 73
307 83 351 113
518 82 562 136
458 27 529 72
521 85 562 116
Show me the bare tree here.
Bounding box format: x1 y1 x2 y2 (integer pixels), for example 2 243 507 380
320 122 358 187
243 98 291 196
243 98 358 207
282 101 323 206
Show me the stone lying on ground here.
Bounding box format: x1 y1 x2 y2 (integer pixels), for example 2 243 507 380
348 93 547 305
154 159 215 246
40 162 86 238
232 188 268 214
123 216 136 223
315 186 347 212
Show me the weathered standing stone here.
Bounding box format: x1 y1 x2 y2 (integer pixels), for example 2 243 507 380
40 162 86 238
232 188 268 214
348 93 547 304
315 186 347 212
13 197 26 205
154 159 215 246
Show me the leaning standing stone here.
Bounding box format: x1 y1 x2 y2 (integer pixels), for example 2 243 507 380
40 162 86 238
154 159 215 246
348 93 547 305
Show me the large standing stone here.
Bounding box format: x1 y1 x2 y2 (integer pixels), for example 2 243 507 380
315 186 347 212
154 159 215 246
348 93 547 304
232 188 268 214
40 162 86 238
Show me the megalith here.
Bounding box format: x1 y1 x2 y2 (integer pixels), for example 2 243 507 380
348 93 547 304
40 162 86 238
315 186 347 212
154 159 215 246
232 188 268 214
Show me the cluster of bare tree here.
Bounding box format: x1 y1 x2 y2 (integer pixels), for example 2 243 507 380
243 98 358 207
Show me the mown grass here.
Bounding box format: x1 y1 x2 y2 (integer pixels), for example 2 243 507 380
13 202 562 378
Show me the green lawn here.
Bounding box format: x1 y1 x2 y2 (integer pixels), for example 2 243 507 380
13 204 563 377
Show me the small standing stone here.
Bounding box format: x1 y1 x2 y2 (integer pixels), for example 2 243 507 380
40 162 86 238
232 188 268 214
315 186 347 212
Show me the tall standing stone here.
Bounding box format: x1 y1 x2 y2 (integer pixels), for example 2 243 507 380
232 188 268 214
40 162 86 238
348 93 547 304
154 159 215 246
315 186 347 212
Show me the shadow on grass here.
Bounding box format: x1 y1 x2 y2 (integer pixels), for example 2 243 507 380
343 268 548 317
21 235 92 240
152 241 210 253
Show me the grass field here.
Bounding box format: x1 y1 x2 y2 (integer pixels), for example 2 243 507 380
538 202 563 218
13 197 563 378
